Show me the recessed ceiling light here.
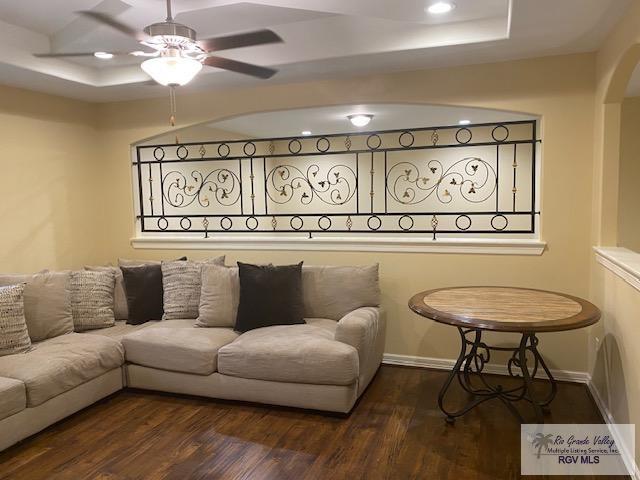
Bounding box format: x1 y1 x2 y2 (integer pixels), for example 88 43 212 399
94 51 114 60
426 2 455 14
458 119 471 125
348 114 373 127
301 130 312 136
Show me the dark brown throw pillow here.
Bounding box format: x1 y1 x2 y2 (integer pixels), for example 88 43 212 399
235 262 305 333
120 257 186 324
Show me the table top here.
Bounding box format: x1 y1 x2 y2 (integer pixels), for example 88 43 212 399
408 287 600 333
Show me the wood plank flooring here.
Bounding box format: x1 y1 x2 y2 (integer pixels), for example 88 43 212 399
0 366 618 480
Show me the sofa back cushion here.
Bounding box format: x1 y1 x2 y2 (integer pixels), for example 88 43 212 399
302 264 380 320
70 270 116 331
0 284 31 356
0 271 73 342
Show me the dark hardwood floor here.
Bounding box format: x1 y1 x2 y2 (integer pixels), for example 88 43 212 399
0 366 617 480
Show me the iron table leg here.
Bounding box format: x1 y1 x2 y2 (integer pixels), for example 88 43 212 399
438 327 557 424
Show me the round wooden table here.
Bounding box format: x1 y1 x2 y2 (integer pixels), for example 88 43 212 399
408 287 600 423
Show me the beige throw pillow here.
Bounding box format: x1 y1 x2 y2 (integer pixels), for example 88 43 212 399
70 270 116 331
84 266 127 321
0 284 31 356
197 265 240 328
0 271 73 342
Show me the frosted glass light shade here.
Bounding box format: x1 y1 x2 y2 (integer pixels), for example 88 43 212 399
348 114 373 127
141 55 202 86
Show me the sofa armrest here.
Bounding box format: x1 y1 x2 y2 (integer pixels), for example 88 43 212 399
335 307 386 392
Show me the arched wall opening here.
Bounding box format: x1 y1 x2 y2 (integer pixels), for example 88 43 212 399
130 103 542 248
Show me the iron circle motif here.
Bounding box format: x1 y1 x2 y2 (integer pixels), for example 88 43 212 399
245 216 258 231
180 217 192 231
398 215 414 231
157 217 169 231
455 214 472 231
366 134 382 150
153 147 165 161
176 145 189 160
455 128 472 144
243 142 257 157
288 139 302 154
217 143 230 158
490 214 508 231
399 131 415 148
220 217 233 231
367 215 382 231
290 216 304 231
491 125 509 142
316 137 331 153
318 215 332 231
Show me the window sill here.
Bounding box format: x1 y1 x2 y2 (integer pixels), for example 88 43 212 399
131 236 546 255
594 247 640 292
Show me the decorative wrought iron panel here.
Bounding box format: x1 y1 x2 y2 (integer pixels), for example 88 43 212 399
134 120 540 239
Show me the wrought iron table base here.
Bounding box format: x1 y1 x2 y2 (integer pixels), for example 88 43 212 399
439 327 557 424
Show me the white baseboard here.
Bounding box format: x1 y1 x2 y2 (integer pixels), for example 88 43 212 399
382 353 638 478
587 381 639 480
382 353 590 383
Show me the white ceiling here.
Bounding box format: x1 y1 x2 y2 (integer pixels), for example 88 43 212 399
209 104 535 138
0 0 631 102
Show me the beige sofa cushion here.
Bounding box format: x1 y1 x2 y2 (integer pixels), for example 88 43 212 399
0 376 26 420
302 265 380 320
0 271 73 342
0 333 124 407
217 323 359 386
121 320 238 375
82 320 157 341
197 265 239 328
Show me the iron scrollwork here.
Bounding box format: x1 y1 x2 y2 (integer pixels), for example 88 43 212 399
163 169 241 208
266 163 356 206
386 157 497 205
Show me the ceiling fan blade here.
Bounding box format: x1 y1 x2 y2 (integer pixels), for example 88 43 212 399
76 11 149 41
34 52 127 58
203 56 277 79
198 29 282 52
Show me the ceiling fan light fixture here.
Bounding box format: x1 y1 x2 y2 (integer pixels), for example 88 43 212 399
141 52 202 86
348 114 373 127
93 51 114 59
426 1 455 14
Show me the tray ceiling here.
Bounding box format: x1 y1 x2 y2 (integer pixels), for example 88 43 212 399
0 0 631 102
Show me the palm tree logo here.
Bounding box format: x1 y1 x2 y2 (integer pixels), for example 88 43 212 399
532 433 554 459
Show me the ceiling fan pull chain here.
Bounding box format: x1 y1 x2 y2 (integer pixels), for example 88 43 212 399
168 85 179 144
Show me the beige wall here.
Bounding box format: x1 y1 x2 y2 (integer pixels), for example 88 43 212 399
0 85 102 272
617 96 640 252
94 53 597 373
590 0 640 463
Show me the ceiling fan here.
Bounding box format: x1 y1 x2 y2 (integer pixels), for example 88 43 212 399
34 0 283 86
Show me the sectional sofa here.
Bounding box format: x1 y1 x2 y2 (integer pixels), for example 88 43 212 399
0 264 385 452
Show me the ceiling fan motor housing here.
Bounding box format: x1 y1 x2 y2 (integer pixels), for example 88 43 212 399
144 22 197 43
